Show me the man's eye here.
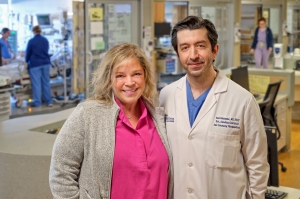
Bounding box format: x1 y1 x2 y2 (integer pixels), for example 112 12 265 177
181 46 188 51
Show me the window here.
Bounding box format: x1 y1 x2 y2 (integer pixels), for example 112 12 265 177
0 4 8 28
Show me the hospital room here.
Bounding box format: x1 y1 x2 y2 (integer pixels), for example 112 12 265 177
0 0 300 198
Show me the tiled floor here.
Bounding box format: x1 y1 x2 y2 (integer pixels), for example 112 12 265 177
278 120 300 188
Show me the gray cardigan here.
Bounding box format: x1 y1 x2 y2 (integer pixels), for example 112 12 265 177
49 99 174 199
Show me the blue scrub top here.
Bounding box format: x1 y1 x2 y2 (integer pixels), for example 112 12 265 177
0 38 12 59
186 79 211 127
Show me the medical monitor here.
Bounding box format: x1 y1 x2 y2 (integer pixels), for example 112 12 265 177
154 22 172 38
36 14 51 27
231 65 250 91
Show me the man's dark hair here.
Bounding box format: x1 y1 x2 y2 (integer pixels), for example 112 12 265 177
171 16 218 54
1 28 10 35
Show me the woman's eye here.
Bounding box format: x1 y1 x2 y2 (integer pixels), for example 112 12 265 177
116 75 123 78
134 73 141 76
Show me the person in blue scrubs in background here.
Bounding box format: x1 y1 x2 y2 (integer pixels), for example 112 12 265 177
26 25 53 107
0 27 16 65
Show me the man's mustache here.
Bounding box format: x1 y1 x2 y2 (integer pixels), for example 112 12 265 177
186 58 205 65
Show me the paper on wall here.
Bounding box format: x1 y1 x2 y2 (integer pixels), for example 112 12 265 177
90 21 103 34
90 8 103 21
91 37 105 50
249 75 270 93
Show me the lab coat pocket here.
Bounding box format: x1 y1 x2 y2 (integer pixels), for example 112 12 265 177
205 132 240 169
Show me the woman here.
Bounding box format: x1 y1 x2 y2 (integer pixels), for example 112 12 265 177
49 43 173 199
250 17 273 69
26 25 53 107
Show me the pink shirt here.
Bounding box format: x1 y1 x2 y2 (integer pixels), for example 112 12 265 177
110 98 169 199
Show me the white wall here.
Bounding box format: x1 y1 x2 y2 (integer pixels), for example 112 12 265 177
10 0 73 13
8 0 74 51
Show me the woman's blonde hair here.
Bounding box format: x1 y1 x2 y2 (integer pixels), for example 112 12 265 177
90 43 157 105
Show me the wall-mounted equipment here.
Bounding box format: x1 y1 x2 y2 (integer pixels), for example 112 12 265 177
154 22 171 38
36 14 51 28
36 14 59 36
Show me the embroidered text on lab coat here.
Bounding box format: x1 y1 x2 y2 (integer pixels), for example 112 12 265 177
166 116 175 123
214 116 240 129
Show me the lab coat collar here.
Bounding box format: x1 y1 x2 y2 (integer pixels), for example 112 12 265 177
174 66 229 132
211 67 229 95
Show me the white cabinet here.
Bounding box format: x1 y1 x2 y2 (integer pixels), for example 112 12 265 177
275 98 288 151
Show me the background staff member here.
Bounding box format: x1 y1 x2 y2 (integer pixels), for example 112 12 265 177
25 25 53 107
250 17 274 69
0 27 16 65
160 16 269 199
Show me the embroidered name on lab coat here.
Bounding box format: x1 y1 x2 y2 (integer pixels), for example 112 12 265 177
214 116 240 129
166 116 174 122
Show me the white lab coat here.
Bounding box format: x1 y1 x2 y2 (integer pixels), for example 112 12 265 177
159 69 269 199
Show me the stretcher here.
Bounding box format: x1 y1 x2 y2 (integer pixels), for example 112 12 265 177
0 46 73 108
0 60 59 107
0 60 32 107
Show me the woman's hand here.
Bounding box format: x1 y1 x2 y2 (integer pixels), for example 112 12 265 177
250 49 255 54
268 47 273 52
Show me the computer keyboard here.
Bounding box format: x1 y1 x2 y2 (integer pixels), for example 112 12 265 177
265 188 288 199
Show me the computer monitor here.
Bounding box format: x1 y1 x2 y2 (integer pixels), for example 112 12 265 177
154 22 171 38
231 65 250 91
36 14 51 27
265 126 279 187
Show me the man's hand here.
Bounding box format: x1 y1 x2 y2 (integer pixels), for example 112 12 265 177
250 49 255 54
1 58 7 65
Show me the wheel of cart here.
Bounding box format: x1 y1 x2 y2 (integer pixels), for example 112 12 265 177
12 84 32 108
15 100 22 108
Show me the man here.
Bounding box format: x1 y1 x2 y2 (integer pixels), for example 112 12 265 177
0 28 16 65
159 16 269 199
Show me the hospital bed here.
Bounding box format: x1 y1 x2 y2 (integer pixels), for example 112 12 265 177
0 60 31 107
0 46 73 108
0 59 60 107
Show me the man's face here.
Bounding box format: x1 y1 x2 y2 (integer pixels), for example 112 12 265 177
176 28 218 78
3 31 11 39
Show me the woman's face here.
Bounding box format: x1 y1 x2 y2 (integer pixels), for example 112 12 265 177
111 58 146 108
259 20 266 29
